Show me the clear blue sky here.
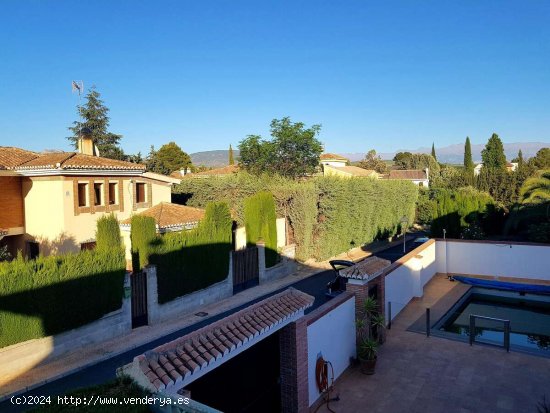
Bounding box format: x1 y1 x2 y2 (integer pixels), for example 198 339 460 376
1 0 549 156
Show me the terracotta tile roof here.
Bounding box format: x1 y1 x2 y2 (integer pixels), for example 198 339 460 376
121 202 205 229
388 169 427 180
0 147 39 170
16 152 76 169
340 256 391 280
62 153 145 170
17 152 145 171
325 165 378 177
132 288 314 390
184 164 239 177
320 153 348 161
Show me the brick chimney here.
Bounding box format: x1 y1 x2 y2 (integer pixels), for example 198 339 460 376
77 127 99 156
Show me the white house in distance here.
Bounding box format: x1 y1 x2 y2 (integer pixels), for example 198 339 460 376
474 162 518 176
319 153 378 178
386 169 430 187
319 153 348 168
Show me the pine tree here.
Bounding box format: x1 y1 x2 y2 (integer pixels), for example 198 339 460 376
145 142 191 175
431 142 437 161
481 133 507 169
67 86 124 159
464 136 474 185
228 144 235 165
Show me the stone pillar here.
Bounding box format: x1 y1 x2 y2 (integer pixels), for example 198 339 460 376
227 251 234 292
276 217 287 248
145 265 158 324
257 241 266 283
122 272 132 330
279 318 309 413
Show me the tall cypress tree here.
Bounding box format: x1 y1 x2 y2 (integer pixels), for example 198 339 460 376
431 142 437 161
228 144 235 165
517 149 524 169
464 136 474 185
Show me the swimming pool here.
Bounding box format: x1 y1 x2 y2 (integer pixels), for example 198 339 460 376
435 287 550 355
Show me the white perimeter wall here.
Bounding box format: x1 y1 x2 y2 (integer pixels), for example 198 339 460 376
385 239 550 323
385 240 437 321
437 240 550 281
306 296 356 406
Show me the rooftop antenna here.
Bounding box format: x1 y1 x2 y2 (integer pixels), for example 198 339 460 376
71 80 84 144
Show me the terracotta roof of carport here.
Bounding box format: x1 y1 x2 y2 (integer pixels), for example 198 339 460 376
135 288 314 390
340 255 391 280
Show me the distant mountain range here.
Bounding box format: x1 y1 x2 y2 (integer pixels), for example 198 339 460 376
190 150 240 167
342 142 549 164
191 142 548 167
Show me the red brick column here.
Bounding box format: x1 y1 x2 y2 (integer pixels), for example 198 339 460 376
279 318 309 413
346 274 386 341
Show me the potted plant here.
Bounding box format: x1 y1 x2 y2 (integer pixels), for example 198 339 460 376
358 337 378 375
356 296 385 374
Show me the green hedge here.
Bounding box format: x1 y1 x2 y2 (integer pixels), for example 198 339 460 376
174 173 419 261
130 215 157 270
244 192 278 267
96 214 122 253
314 177 418 259
271 180 318 261
0 248 125 348
430 187 495 238
150 202 233 304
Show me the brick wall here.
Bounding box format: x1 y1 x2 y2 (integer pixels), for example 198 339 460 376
346 274 386 341
279 318 309 413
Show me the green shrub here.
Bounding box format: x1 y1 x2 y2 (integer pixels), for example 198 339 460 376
130 215 156 270
244 192 278 267
430 187 495 238
150 202 233 303
416 188 437 225
96 214 122 253
174 173 419 261
528 222 550 243
0 248 125 348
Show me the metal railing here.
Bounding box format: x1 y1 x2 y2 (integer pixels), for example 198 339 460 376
469 314 511 352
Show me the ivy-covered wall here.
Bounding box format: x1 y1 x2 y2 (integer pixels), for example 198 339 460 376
174 173 419 261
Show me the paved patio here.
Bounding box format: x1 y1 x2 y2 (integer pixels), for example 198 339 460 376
314 275 550 413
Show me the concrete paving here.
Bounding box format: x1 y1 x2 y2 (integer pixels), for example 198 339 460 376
314 275 550 413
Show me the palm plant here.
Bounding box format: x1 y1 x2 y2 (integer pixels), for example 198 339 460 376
358 338 378 361
356 296 385 359
520 170 550 204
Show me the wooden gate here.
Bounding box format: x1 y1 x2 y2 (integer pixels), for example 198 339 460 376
131 271 148 328
232 247 259 294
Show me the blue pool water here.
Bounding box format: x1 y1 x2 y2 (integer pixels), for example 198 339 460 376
439 288 550 353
